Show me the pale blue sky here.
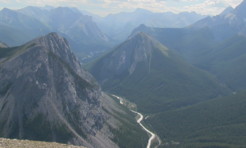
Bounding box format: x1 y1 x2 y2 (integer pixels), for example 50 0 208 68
0 0 244 16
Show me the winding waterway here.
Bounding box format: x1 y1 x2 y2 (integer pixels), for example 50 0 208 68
112 95 161 148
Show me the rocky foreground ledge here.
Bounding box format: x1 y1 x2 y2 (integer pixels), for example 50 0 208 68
0 138 85 148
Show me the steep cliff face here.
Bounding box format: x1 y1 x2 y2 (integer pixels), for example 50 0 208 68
0 33 117 148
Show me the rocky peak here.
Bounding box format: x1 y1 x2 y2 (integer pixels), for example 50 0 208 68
0 33 115 148
126 32 154 51
31 32 72 64
0 8 19 21
127 32 168 56
1 8 14 14
34 32 70 53
220 6 233 16
128 32 150 40
131 24 152 35
0 8 26 19
234 0 246 18
29 32 95 83
89 32 169 84
235 0 246 9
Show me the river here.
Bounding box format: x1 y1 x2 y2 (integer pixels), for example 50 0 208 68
112 95 161 148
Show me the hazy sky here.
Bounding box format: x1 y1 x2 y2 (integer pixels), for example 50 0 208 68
0 0 244 16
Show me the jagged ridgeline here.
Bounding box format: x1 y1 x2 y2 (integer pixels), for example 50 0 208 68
0 33 148 148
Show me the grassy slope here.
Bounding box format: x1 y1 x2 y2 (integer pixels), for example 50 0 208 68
99 45 229 114
147 90 246 148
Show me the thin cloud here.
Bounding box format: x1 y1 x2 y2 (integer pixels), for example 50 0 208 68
0 0 244 16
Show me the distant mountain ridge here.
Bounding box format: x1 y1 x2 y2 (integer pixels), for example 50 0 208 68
131 0 246 58
19 6 109 43
192 0 246 40
0 8 50 46
95 8 205 43
0 6 206 63
0 6 110 59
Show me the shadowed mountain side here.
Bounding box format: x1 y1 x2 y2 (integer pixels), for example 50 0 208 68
147 90 246 147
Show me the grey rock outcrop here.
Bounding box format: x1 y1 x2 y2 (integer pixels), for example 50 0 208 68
0 42 8 48
0 138 86 148
0 33 117 148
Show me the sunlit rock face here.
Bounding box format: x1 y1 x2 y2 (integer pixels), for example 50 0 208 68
0 33 117 148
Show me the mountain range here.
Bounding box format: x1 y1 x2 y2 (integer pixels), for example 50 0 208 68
88 0 246 147
0 8 50 46
132 0 246 63
192 0 246 41
88 30 246 147
0 6 110 61
131 0 246 91
1 0 246 147
0 6 206 63
95 9 205 43
19 6 110 53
